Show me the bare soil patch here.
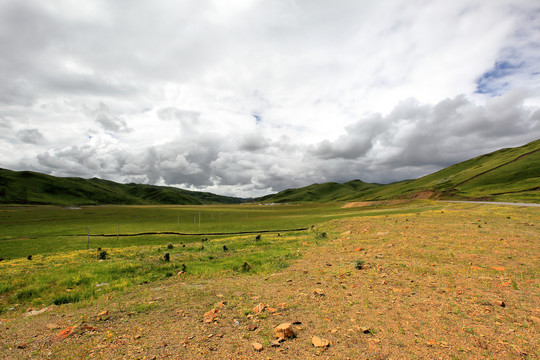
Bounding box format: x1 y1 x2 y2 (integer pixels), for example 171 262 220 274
342 200 408 208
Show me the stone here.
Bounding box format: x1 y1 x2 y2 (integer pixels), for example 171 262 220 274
96 310 110 321
497 301 506 307
312 336 330 347
360 326 371 334
46 323 61 330
247 324 258 331
25 307 51 317
274 323 295 340
253 302 266 314
203 308 219 323
55 323 97 341
313 288 325 296
252 342 263 352
217 301 227 309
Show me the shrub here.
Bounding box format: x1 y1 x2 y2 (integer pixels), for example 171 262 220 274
98 250 107 260
255 234 261 241
167 243 174 249
53 292 81 305
14 288 41 301
355 259 365 270
164 253 170 262
241 262 252 272
27 255 32 260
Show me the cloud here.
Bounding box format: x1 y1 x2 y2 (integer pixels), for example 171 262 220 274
0 116 12 128
96 114 132 133
91 102 132 133
308 90 540 183
17 129 45 144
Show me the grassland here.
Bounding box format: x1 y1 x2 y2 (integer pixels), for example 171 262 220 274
0 201 538 359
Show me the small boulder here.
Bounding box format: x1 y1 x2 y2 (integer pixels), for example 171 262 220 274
252 342 263 352
274 323 295 340
312 335 330 348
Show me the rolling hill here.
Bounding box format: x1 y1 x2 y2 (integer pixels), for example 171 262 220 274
0 169 243 205
1 139 539 205
256 138 540 203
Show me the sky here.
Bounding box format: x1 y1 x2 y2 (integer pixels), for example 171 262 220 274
1 0 539 198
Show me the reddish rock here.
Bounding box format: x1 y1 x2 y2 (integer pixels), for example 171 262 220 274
274 323 295 340
203 308 219 323
312 336 330 348
252 342 263 352
55 323 97 341
253 302 266 314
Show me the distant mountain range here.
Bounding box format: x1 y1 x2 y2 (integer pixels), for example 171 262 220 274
1 139 539 205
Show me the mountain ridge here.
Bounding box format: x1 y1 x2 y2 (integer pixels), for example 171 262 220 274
1 138 539 205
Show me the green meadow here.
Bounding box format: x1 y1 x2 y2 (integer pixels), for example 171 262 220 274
0 202 440 313
0 202 439 259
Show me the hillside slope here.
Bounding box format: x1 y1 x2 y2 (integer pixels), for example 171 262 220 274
255 180 382 203
0 169 243 205
256 139 540 203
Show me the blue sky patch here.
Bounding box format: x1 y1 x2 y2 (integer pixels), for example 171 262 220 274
475 60 523 95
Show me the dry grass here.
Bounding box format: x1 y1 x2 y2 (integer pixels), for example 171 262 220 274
0 202 538 359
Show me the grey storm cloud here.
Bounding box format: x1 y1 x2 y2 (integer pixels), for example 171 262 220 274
1 0 540 197
311 91 540 170
17 129 45 144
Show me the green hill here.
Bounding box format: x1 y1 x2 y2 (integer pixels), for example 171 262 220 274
0 169 243 205
256 139 540 203
2 139 539 205
255 180 382 203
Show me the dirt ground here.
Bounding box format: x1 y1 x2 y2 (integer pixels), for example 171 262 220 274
1 205 538 359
